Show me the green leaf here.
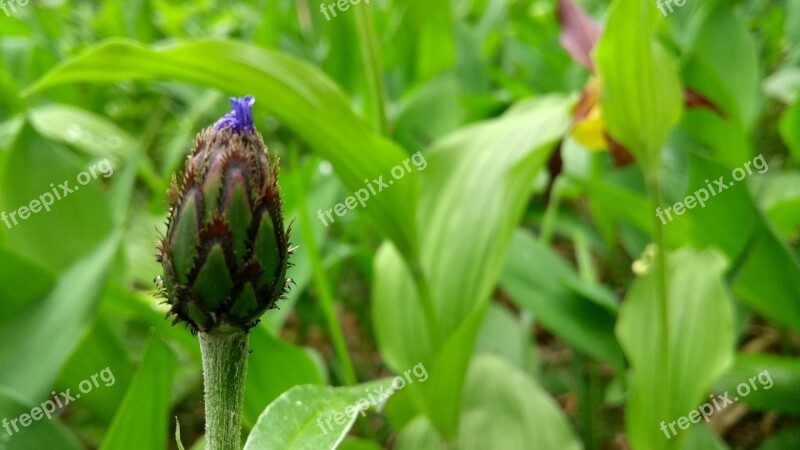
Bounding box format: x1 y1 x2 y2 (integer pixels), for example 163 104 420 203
338 437 384 450
473 304 534 371
714 354 800 416
682 154 760 258
420 96 571 337
733 223 800 333
682 5 760 128
423 304 488 438
457 355 581 450
594 0 682 174
28 103 133 159
759 171 800 239
0 233 120 401
0 247 54 326
244 379 394 450
404 0 456 81
56 321 132 424
372 243 433 373
24 40 418 258
0 123 115 272
394 416 444 450
616 248 735 449
500 229 624 369
0 388 82 450
100 333 178 450
678 425 729 450
373 96 571 437
392 74 462 152
242 327 326 427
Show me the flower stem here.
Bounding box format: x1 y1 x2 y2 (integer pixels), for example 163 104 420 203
645 173 671 412
200 330 249 450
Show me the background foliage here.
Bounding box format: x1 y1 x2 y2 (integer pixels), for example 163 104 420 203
0 0 799 449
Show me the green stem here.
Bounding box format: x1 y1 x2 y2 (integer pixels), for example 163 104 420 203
287 149 357 385
354 3 388 135
540 177 563 245
645 174 670 409
200 330 249 450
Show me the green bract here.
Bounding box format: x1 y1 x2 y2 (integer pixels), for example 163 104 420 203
156 96 292 333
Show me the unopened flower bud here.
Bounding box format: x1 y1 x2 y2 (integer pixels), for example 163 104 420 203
156 96 293 333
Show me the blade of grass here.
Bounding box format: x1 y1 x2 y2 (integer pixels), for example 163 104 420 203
287 146 356 386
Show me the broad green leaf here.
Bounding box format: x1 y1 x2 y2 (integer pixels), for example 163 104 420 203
0 233 120 401
0 388 81 450
99 286 200 361
759 171 800 239
594 0 682 174
420 96 571 337
423 303 487 438
457 355 581 450
243 327 326 427
685 155 760 263
682 5 760 129
678 425 729 450
405 0 455 82
338 437 384 450
473 304 534 371
0 123 115 272
0 246 53 325
56 321 132 424
394 416 444 450
681 155 800 332
500 229 624 369
713 355 800 416
24 40 418 258
616 248 735 449
373 96 571 437
100 333 178 450
244 379 394 450
28 103 132 159
392 74 462 152
677 109 752 169
372 243 433 373
732 210 800 334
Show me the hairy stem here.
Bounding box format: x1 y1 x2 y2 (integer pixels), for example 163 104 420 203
200 330 249 450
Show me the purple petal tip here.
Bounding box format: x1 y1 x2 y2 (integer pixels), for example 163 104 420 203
214 95 256 133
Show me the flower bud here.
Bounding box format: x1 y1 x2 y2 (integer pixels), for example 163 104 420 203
156 96 293 333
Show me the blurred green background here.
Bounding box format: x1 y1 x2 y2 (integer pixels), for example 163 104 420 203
0 0 799 449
